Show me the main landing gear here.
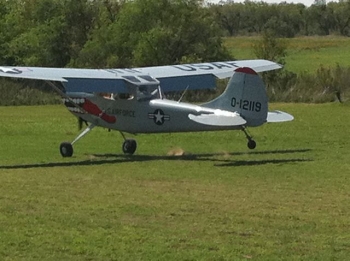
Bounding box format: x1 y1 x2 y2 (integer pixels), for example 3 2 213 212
122 139 137 155
120 132 137 155
60 142 74 157
242 127 256 150
60 124 96 157
59 124 138 157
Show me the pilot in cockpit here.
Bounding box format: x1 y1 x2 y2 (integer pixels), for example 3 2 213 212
115 93 133 100
137 85 162 101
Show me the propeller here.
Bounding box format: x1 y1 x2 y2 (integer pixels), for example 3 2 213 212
78 117 88 130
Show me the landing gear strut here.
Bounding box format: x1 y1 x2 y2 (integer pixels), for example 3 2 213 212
242 127 256 150
59 124 96 157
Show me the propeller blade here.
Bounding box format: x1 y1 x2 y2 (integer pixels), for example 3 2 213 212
78 117 88 130
78 117 83 130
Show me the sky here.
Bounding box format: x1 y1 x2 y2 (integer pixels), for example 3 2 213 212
207 0 319 6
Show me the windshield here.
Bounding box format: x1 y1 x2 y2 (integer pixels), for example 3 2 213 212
137 85 161 100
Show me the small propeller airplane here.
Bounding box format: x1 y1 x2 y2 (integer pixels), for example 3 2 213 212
0 59 293 157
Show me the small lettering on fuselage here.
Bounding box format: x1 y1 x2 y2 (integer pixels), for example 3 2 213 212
105 108 135 117
172 62 239 72
231 97 261 112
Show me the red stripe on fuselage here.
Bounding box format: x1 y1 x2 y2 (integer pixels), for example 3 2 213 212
83 99 116 124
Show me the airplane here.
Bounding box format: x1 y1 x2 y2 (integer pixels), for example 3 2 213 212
0 59 293 157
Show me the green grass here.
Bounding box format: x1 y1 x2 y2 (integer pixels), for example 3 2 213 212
1 104 350 260
225 36 350 73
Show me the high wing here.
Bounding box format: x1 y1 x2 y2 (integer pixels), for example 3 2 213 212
0 59 281 93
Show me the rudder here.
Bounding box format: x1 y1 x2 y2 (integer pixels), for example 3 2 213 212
202 67 268 127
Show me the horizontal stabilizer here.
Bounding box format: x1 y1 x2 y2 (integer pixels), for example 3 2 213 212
188 110 246 126
267 111 294 123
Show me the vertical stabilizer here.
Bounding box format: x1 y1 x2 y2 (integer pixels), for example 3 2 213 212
202 67 268 127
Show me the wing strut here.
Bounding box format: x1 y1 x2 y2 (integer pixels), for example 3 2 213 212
46 81 89 113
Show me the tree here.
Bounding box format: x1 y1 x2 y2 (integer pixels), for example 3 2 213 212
253 31 286 65
3 0 69 66
331 0 350 36
74 0 231 68
210 2 245 36
253 30 288 94
305 4 335 35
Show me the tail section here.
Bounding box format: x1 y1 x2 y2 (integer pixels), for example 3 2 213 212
202 67 268 127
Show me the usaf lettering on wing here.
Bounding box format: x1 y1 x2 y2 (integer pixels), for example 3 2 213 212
172 62 239 72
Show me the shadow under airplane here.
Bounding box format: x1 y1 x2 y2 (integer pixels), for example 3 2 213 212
0 149 312 170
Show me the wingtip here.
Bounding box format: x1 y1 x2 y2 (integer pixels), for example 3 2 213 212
234 67 258 75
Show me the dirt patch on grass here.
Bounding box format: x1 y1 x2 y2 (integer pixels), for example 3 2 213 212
167 147 186 156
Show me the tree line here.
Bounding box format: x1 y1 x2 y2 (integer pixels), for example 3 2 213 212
0 0 231 68
0 0 349 105
212 0 350 37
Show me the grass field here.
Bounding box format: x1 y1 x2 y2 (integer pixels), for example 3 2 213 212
224 36 350 73
1 103 350 260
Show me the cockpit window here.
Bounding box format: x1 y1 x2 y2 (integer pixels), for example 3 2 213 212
136 84 160 101
116 93 133 100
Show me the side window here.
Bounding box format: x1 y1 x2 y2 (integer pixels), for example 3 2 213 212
116 93 134 100
136 85 160 101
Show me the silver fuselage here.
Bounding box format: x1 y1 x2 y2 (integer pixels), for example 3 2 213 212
65 94 246 134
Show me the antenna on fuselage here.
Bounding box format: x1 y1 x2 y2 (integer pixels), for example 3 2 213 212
177 85 190 103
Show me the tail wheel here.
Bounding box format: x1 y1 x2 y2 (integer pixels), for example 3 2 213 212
122 139 137 155
60 142 73 157
247 140 256 150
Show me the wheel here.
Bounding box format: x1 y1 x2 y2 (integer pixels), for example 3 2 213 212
60 142 73 157
122 139 137 155
247 140 256 150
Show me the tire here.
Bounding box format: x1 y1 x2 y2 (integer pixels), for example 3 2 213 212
122 139 137 155
247 140 256 150
60 142 74 157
